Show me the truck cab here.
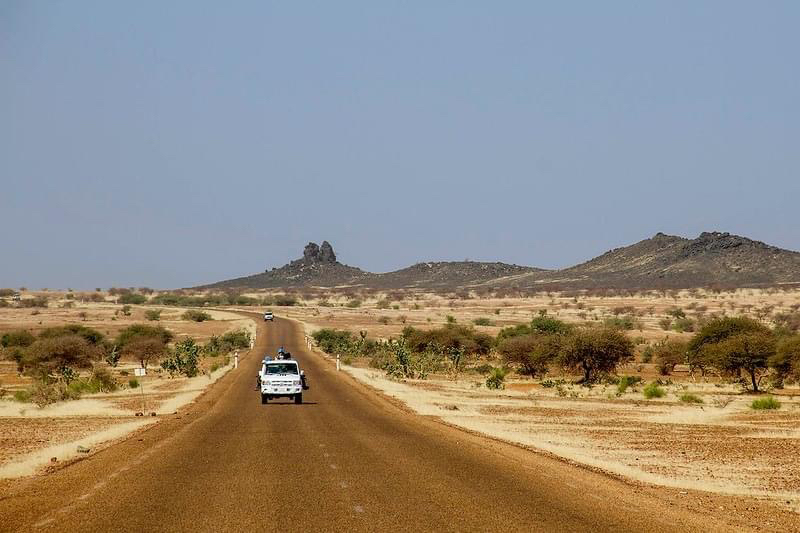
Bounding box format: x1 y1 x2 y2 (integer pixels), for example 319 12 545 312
259 359 306 404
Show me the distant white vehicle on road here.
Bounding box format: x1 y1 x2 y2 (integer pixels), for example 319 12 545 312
263 311 273 321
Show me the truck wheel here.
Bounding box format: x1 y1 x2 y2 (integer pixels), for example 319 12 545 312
261 394 268 405
294 393 302 404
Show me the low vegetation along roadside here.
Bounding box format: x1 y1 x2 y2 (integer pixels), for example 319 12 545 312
311 313 800 398
0 324 251 407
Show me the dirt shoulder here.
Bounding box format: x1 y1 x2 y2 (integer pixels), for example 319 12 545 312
0 308 257 480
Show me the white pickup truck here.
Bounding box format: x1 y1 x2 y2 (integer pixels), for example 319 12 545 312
259 359 307 404
263 311 274 321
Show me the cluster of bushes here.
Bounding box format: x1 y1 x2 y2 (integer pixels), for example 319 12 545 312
203 329 251 356
646 317 800 392
1 322 252 406
17 297 49 308
498 321 634 383
148 292 293 307
313 309 800 393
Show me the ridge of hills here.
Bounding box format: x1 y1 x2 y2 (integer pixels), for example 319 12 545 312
200 232 800 290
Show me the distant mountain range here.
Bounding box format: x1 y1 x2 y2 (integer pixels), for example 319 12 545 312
200 233 800 290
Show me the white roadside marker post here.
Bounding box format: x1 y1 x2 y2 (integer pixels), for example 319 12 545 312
336 354 340 371
234 351 239 369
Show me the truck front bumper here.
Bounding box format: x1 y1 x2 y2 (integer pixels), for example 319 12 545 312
260 385 302 395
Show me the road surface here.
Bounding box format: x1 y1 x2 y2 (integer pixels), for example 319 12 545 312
1 315 735 532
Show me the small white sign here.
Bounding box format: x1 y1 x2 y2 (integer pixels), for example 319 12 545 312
134 368 146 377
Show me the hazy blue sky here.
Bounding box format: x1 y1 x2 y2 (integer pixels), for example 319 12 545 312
2 1 798 289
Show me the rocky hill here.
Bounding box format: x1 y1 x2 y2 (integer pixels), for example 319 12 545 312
490 232 800 289
370 261 543 289
204 241 368 289
200 242 542 290
201 233 800 291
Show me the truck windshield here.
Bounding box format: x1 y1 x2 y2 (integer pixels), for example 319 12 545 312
265 363 298 375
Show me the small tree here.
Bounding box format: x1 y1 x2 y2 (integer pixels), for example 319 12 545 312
653 339 688 375
144 309 162 321
687 317 768 376
770 335 800 386
558 327 634 384
161 338 200 377
704 331 775 392
22 335 100 383
121 338 166 369
497 334 561 377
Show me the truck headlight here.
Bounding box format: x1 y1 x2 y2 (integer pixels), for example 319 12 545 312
293 379 301 386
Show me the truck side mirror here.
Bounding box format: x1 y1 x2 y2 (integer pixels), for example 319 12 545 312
300 370 305 376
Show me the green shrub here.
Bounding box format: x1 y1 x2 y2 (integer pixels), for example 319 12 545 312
274 296 297 307
13 389 32 402
640 345 654 363
144 309 162 321
39 324 105 345
377 316 391 325
121 305 132 316
485 367 509 390
346 299 362 308
679 393 704 404
376 300 390 309
403 325 492 356
473 317 494 326
643 382 666 399
182 310 212 322
29 382 80 407
18 297 49 308
128 378 139 388
604 315 637 330
617 375 642 394
751 396 780 410
446 315 456 324
161 338 201 377
1 329 36 348
312 329 353 354
203 330 251 356
115 324 173 347
672 317 695 333
118 293 147 305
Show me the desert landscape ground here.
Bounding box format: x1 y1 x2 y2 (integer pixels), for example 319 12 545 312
272 287 800 514
0 295 255 481
2 284 800 530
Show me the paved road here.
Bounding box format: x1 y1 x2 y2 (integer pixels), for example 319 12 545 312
1 315 732 532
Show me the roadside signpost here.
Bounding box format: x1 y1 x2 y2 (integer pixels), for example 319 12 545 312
134 367 146 415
